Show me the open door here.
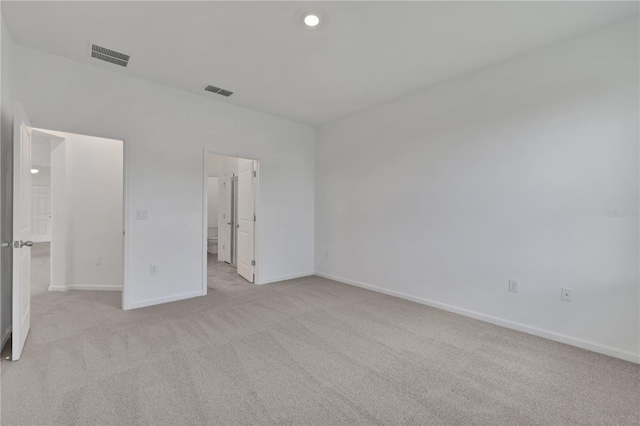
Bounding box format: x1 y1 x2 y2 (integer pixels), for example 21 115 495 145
236 159 255 282
12 103 32 360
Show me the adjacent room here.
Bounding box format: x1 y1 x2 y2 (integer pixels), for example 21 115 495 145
206 152 259 292
0 1 638 425
28 129 124 296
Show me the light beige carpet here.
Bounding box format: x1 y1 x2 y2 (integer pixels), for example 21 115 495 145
1 260 638 425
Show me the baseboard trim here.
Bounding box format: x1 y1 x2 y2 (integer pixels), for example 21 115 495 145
48 285 122 292
127 290 203 310
315 271 639 364
258 272 314 285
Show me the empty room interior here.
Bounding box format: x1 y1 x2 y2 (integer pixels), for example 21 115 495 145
0 1 638 425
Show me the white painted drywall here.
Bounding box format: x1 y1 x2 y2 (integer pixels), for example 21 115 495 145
207 153 222 178
31 133 51 168
13 44 315 308
207 177 219 228
30 166 50 186
0 15 14 348
49 132 123 291
50 138 67 291
315 20 640 361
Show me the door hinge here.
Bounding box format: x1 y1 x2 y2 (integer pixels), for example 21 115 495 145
253 214 256 222
253 170 256 178
251 260 255 266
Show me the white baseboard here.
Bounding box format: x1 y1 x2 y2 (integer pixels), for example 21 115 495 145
315 271 639 364
258 271 314 285
127 290 203 310
48 284 122 292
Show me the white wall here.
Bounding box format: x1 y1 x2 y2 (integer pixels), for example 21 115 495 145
49 132 123 291
31 133 51 168
207 177 219 228
50 138 66 292
31 167 50 186
13 44 315 309
207 153 222 178
0 15 14 348
315 20 639 362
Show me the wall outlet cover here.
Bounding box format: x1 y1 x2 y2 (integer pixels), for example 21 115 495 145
508 279 519 293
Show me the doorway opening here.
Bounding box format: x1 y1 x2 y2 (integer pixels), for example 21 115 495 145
30 128 124 297
6 108 126 361
204 152 258 293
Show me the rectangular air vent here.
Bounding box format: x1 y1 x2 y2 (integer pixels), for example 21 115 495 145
205 85 234 97
90 44 130 67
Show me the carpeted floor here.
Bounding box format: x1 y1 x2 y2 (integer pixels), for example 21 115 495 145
1 256 638 425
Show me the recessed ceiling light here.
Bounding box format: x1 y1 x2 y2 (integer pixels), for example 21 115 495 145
304 14 320 27
31 169 39 174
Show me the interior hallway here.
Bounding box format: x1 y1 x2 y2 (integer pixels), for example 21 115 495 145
1 256 638 425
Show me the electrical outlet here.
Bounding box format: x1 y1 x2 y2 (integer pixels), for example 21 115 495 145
150 265 158 275
561 287 572 302
96 256 102 266
508 279 519 293
136 209 148 220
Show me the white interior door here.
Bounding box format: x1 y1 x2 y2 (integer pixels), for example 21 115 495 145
236 159 255 282
31 186 51 242
218 173 231 263
12 103 32 361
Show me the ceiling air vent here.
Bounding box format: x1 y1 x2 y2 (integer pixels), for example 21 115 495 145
90 44 130 67
205 85 234 97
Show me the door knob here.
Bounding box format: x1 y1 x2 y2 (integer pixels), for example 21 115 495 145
1 242 10 248
235 224 240 228
19 241 33 248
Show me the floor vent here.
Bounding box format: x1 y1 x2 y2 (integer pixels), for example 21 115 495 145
205 85 234 97
90 44 130 67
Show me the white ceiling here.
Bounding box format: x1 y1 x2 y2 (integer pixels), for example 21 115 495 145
2 1 638 125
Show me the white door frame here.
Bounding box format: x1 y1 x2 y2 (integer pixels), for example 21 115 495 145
121 136 131 310
202 148 260 294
